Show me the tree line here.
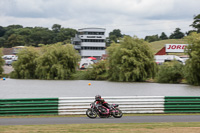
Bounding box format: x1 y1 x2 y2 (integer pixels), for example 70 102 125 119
81 32 200 86
0 14 199 48
106 14 200 44
0 14 200 86
1 33 200 85
0 24 77 48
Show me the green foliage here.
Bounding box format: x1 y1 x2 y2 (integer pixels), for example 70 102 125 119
0 48 4 75
190 14 200 33
83 60 108 80
71 60 108 80
52 24 61 33
106 29 123 46
169 28 185 39
184 32 200 85
107 36 157 82
0 26 6 37
35 43 80 80
109 29 122 38
6 34 25 47
145 34 160 42
0 24 77 48
159 32 168 40
10 47 39 79
156 61 184 83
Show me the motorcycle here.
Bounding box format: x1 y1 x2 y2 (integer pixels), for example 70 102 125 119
86 102 123 118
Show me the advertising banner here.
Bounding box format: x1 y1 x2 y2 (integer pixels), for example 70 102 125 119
165 44 188 53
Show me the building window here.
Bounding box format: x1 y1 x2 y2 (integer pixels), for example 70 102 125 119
81 39 105 42
81 47 105 50
79 32 104 35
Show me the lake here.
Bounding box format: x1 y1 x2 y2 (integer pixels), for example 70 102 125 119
1 78 200 98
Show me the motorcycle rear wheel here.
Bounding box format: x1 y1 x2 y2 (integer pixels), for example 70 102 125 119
112 108 123 118
86 109 97 118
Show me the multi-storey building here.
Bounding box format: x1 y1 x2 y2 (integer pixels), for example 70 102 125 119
71 28 106 60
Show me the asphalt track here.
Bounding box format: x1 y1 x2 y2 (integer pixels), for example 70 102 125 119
1 115 200 125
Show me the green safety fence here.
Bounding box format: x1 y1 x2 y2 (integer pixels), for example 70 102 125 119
164 96 200 113
0 98 59 116
1 96 200 116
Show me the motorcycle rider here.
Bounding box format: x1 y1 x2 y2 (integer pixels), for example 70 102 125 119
95 95 111 109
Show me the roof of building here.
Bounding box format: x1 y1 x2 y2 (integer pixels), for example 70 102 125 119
2 48 13 55
78 28 106 32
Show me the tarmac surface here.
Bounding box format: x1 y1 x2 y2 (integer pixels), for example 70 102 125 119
1 115 200 125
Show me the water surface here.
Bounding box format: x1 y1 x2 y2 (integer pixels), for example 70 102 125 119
1 79 200 98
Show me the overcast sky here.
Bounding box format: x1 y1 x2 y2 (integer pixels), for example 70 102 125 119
0 0 200 38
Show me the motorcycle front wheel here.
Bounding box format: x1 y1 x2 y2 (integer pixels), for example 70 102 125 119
112 108 123 118
86 109 97 118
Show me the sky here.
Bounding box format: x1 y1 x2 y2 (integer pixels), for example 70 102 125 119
0 0 200 38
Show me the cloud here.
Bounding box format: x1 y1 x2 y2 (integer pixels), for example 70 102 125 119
0 0 199 38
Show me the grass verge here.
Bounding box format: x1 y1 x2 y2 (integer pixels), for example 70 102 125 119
0 122 200 133
149 39 187 54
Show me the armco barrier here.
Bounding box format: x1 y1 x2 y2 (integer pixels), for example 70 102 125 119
1 96 200 116
58 96 165 115
165 96 200 113
0 98 59 116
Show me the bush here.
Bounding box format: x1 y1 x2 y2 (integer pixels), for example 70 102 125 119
10 43 81 80
72 60 108 80
155 61 184 83
35 43 80 80
10 47 39 79
107 36 157 82
184 32 200 85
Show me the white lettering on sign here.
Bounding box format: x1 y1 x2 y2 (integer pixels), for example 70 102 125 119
87 36 102 38
165 44 188 53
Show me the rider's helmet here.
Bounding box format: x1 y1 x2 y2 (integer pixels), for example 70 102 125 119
95 95 101 101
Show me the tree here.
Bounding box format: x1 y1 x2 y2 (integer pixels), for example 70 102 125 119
156 61 183 83
109 29 122 38
0 48 4 75
81 60 108 80
29 27 54 46
6 25 23 30
35 43 80 80
107 29 123 45
6 34 25 47
52 24 61 33
53 28 77 43
10 47 39 79
107 36 157 82
0 26 6 37
190 14 200 33
169 28 185 39
144 34 159 42
159 32 168 40
184 32 200 85
186 30 197 36
0 37 5 47
0 25 77 48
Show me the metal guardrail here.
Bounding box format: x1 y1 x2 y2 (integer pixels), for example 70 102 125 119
58 96 165 115
165 96 200 113
1 96 200 116
0 98 59 116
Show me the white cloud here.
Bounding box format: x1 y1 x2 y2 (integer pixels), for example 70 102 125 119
0 0 199 38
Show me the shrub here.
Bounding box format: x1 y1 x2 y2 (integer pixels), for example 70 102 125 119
107 36 157 82
155 61 184 83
